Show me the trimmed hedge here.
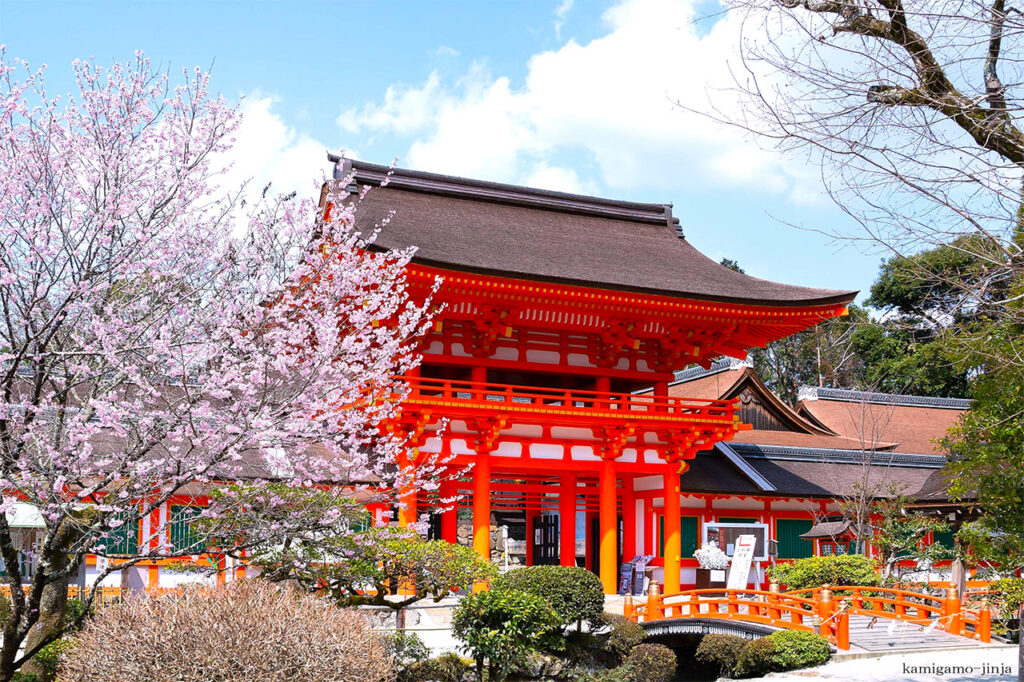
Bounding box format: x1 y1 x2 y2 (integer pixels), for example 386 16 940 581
402 653 471 682
733 630 830 678
768 554 879 590
602 613 646 661
694 633 747 678
620 643 677 682
452 588 560 679
496 566 605 626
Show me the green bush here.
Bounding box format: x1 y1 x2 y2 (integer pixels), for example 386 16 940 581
768 554 879 590
30 639 74 680
452 588 560 680
602 613 646 661
402 653 471 682
385 630 430 676
695 633 747 678
620 643 677 682
496 566 605 627
733 630 830 678
63 599 93 631
992 578 1024 618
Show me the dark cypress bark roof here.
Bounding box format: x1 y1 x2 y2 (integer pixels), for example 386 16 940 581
345 160 857 308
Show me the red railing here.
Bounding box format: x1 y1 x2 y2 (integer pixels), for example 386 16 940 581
626 585 851 649
401 376 742 426
783 586 991 642
626 584 994 649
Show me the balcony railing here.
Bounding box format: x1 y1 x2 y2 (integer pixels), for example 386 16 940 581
400 376 740 427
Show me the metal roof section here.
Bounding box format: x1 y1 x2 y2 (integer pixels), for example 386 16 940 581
715 442 777 492
727 442 948 469
797 386 971 410
671 358 751 386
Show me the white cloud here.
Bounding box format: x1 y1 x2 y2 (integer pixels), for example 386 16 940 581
338 0 808 199
553 0 574 40
222 94 332 200
521 164 596 194
433 45 461 57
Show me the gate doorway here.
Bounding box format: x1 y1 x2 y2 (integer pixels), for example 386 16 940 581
531 515 558 565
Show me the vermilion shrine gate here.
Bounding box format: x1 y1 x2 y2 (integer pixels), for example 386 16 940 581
336 159 856 595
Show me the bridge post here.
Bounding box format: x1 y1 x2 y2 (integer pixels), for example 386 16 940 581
623 594 635 621
835 606 850 650
727 590 739 618
976 603 991 643
943 586 962 636
647 582 663 621
817 585 834 641
767 583 780 623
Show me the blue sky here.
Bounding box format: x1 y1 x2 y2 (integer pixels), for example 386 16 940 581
1 0 883 300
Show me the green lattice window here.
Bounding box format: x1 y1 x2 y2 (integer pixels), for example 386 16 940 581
105 511 139 556
776 519 814 559
657 516 699 558
719 517 757 524
932 528 956 549
169 505 204 553
681 517 698 558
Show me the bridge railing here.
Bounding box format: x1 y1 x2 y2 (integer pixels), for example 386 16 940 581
625 584 852 650
782 585 991 642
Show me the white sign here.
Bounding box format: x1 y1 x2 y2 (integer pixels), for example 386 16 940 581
726 534 756 590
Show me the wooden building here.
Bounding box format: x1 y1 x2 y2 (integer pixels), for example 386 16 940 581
339 159 857 594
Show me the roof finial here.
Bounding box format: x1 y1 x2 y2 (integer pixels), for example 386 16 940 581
327 152 353 181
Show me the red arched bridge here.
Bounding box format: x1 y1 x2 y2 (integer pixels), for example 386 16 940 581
625 585 994 652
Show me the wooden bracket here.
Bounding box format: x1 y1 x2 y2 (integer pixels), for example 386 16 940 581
596 425 636 460
470 416 510 454
384 410 434 452
468 307 516 357
589 318 639 368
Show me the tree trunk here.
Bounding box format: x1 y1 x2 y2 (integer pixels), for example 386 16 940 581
20 524 79 681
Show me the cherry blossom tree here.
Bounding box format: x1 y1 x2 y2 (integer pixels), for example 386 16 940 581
0 50 435 679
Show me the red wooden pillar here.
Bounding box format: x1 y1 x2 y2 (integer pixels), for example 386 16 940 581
599 458 617 594
622 475 636 561
559 473 576 567
473 454 491 563
663 466 681 594
525 492 537 566
397 451 417 528
439 475 459 544
643 498 653 555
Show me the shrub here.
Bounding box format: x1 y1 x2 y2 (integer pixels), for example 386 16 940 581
992 578 1024 618
620 643 677 682
602 613 646 661
732 636 774 678
733 630 830 678
385 630 430 669
496 565 605 627
59 581 392 682
768 554 879 590
452 588 560 680
28 638 74 681
695 633 747 678
403 653 471 682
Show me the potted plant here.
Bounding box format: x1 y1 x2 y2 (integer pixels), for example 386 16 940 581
694 541 730 590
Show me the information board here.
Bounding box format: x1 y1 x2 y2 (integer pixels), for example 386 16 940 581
703 523 769 562
726 534 757 590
